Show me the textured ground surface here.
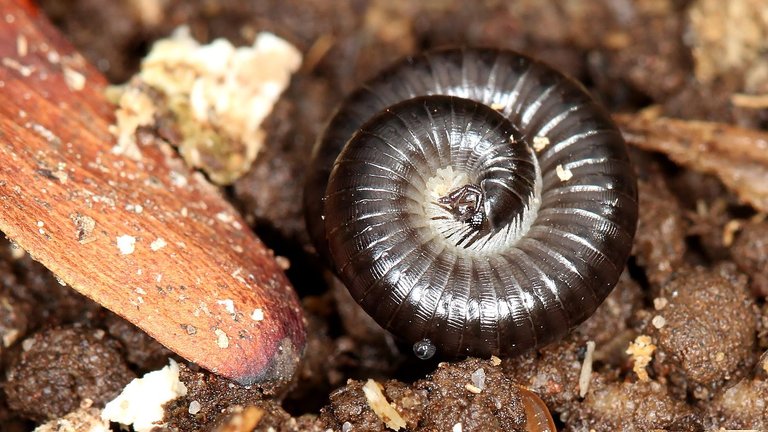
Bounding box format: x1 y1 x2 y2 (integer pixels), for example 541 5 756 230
1 0 767 430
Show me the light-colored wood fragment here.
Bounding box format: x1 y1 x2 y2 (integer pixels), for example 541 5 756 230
616 113 768 213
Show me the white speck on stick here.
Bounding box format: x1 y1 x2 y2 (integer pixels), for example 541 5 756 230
117 235 136 255
214 328 229 349
63 66 86 91
150 237 167 251
217 299 236 316
251 308 264 321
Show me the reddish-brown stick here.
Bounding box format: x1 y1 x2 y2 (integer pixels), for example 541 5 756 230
0 0 305 386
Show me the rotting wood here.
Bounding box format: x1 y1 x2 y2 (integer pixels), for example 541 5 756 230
615 112 768 213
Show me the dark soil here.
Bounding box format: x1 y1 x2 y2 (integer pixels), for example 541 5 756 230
2 0 767 430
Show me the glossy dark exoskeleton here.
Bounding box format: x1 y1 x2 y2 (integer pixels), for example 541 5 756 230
305 48 638 358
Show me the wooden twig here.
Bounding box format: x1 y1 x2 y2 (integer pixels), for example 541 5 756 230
0 0 305 386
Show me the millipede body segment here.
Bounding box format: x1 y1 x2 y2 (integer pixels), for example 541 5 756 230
305 48 638 359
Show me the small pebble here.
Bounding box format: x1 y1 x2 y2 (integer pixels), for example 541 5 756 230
188 400 201 415
651 315 666 329
470 368 486 390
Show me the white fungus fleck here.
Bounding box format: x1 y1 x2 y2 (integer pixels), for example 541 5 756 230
215 211 234 223
214 328 229 349
117 235 136 255
16 35 27 56
217 299 236 316
251 308 265 321
452 423 463 432
342 421 353 432
150 237 167 251
63 66 86 91
651 315 667 329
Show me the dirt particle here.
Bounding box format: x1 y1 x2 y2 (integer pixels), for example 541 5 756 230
651 267 756 390
533 136 549 151
70 213 96 243
464 384 482 394
574 380 699 431
556 164 572 181
188 400 201 415
470 368 485 391
732 220 768 296
4 327 135 422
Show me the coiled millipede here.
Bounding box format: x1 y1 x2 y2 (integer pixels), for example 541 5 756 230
305 48 638 360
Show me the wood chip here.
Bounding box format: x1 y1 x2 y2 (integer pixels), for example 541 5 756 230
626 335 656 382
579 340 596 398
533 135 550 151
362 379 406 431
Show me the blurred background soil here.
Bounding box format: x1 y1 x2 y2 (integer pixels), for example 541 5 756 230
2 0 768 430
